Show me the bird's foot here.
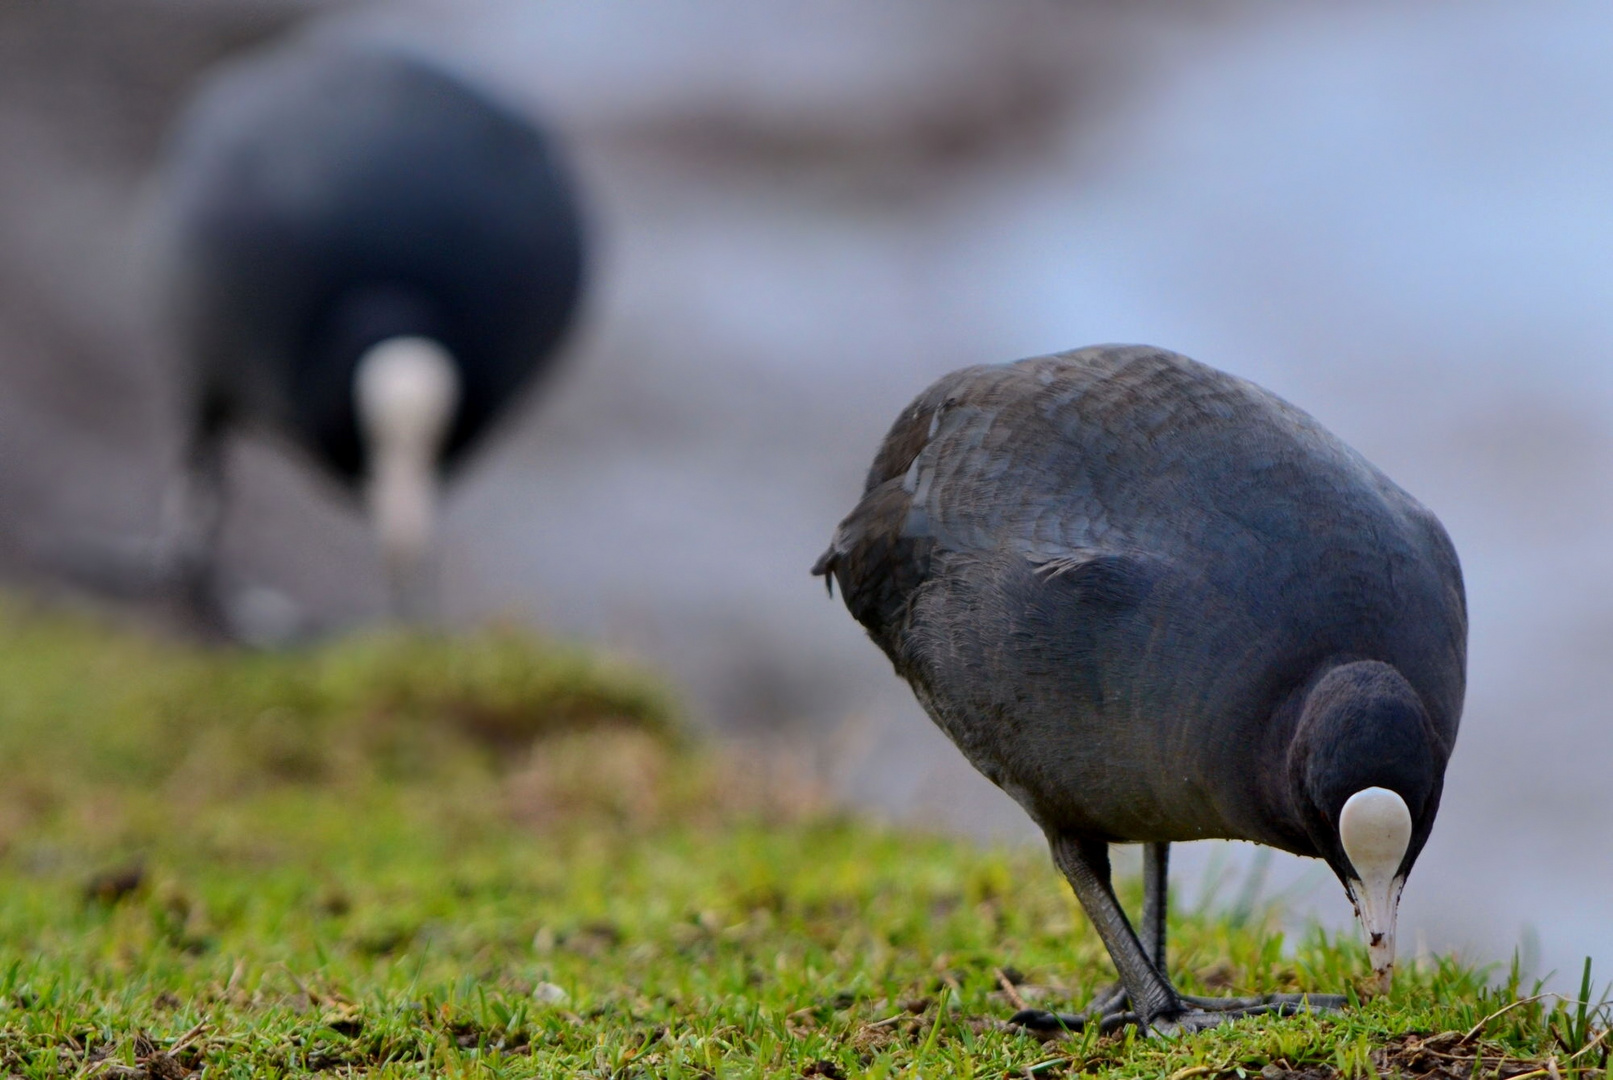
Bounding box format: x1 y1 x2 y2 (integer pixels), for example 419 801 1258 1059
1180 992 1347 1013
1086 984 1348 1018
1150 998 1333 1036
1011 994 1344 1039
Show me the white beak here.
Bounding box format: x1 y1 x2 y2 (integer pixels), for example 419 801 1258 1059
1347 871 1406 993
1338 787 1412 993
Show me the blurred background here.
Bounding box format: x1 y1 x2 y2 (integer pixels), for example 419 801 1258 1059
2 0 1611 989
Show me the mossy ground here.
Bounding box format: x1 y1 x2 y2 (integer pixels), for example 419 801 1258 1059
0 600 1605 1078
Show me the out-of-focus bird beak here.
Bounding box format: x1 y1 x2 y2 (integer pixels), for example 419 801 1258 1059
1338 786 1412 994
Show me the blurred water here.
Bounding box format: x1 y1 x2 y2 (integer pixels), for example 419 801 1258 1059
4 0 1613 988
406 0 1613 986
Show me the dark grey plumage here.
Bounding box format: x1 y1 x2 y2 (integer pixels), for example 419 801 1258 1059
153 39 584 629
815 345 1466 1031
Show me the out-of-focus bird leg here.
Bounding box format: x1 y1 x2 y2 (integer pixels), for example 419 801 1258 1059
162 415 229 637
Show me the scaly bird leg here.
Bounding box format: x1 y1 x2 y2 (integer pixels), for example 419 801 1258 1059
1082 840 1170 1019
1010 836 1181 1035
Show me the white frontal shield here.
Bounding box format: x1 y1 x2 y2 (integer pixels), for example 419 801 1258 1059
354 336 460 615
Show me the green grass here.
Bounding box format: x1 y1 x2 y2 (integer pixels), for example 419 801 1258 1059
0 600 1605 1078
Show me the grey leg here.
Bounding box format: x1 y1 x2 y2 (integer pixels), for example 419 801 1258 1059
1079 841 1171 1018
1141 841 1169 966
1050 835 1182 1028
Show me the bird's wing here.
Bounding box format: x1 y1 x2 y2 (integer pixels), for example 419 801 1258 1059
905 360 1142 561
812 366 985 645
814 361 1148 656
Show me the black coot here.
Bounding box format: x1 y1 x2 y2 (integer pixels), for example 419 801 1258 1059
155 39 585 628
815 345 1465 1033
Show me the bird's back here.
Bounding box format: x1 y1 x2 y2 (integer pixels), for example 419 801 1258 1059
818 346 1465 848
159 42 585 479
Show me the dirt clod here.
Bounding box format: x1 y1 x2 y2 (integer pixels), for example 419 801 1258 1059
144 1051 191 1080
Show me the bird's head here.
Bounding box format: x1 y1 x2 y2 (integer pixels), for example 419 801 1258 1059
1288 660 1448 993
353 335 461 617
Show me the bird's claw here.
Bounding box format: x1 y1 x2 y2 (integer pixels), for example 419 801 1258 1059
1008 1007 1144 1037
1010 1008 1087 1034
